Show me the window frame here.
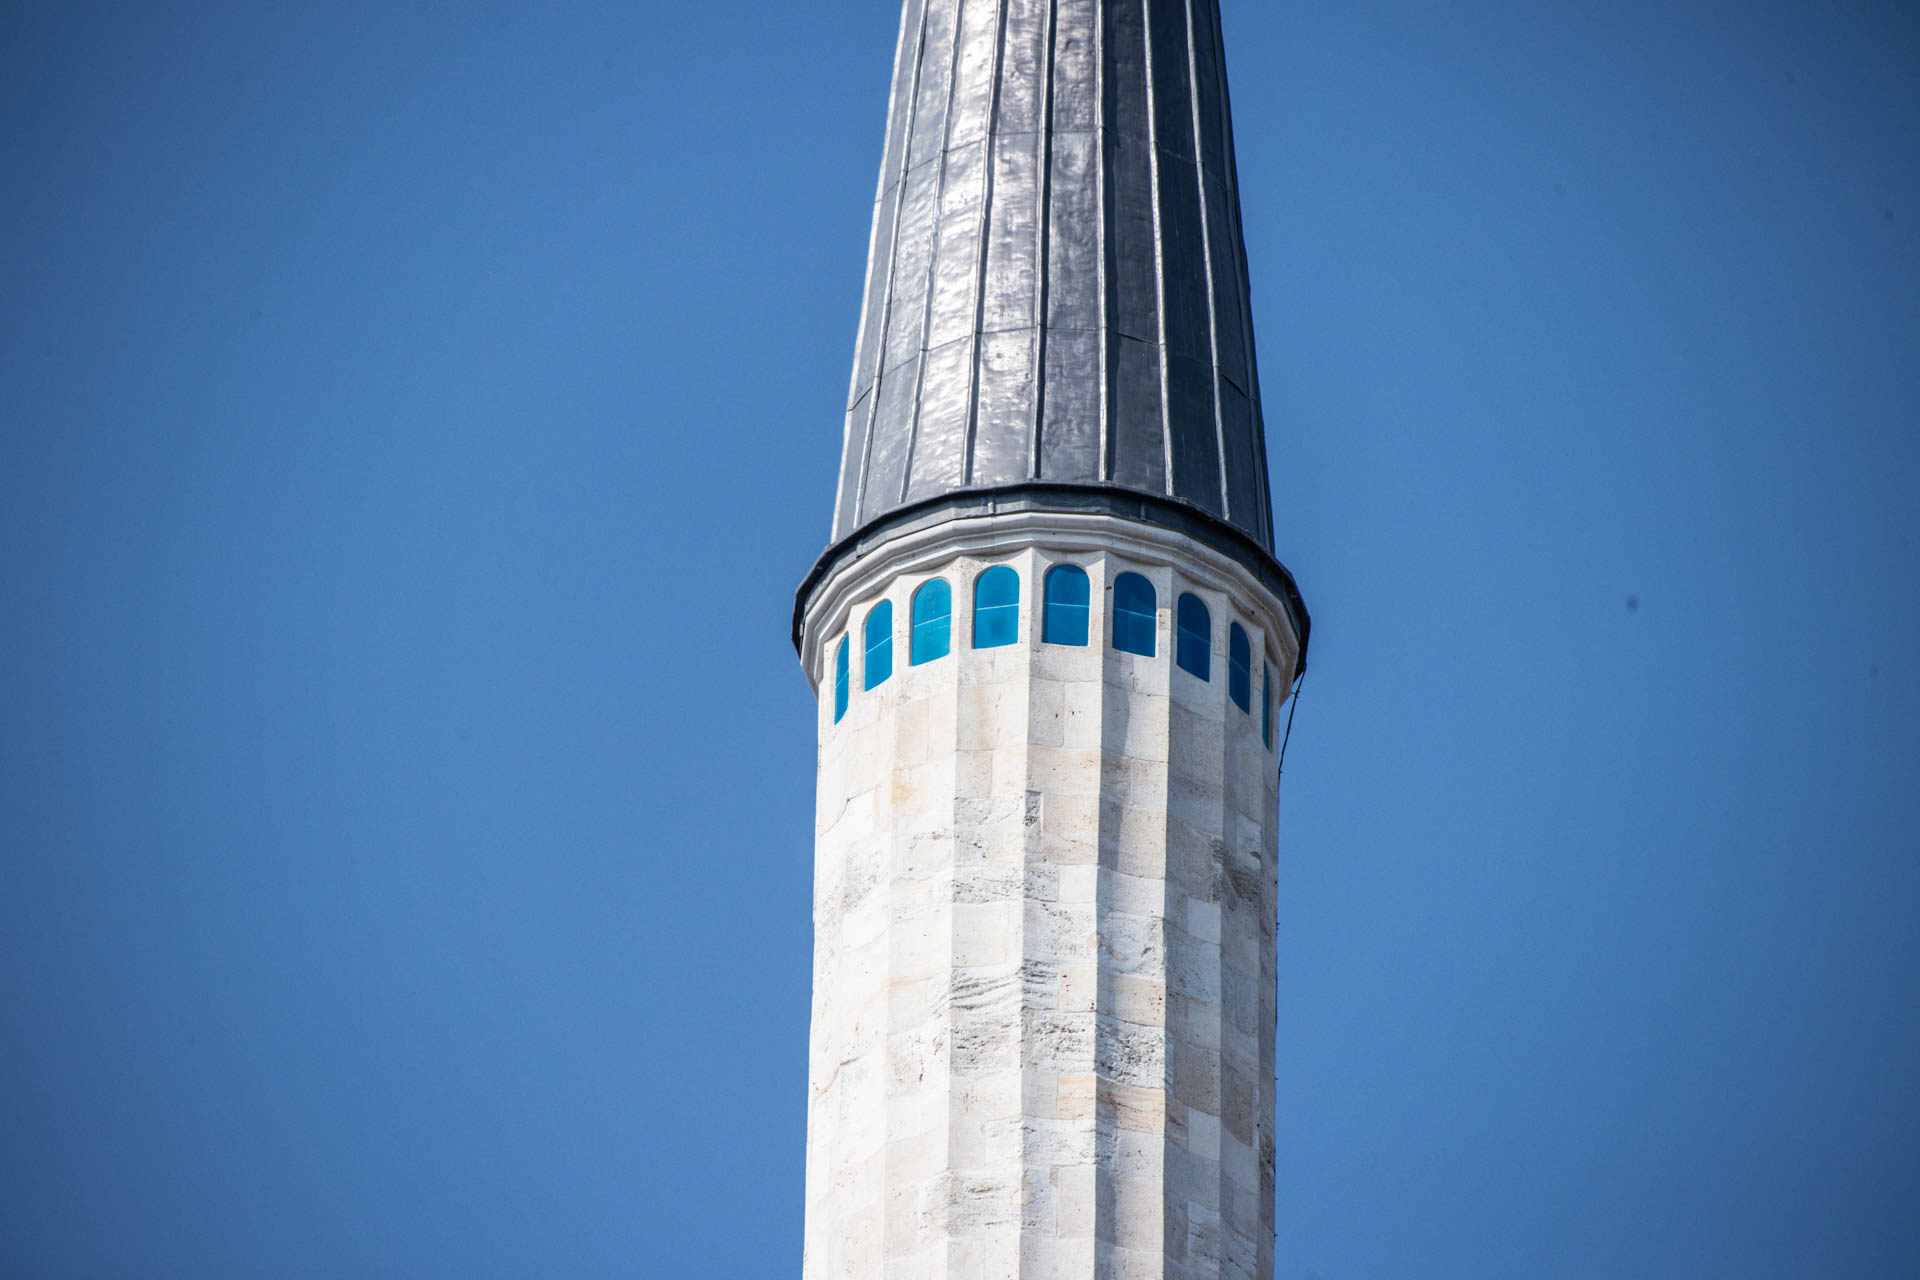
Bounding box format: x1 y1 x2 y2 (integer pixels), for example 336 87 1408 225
911 579 952 666
1175 593 1211 681
1042 564 1091 647
863 600 894 691
972 565 1021 650
834 635 850 723
1111 573 1157 657
1228 622 1252 713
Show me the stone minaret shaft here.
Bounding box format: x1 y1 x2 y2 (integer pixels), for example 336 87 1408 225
795 3 1308 1277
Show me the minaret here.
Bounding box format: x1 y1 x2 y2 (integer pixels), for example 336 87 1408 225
792 2 1309 1277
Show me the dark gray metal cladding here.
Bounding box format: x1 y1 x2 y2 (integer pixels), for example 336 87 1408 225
834 0 1278 555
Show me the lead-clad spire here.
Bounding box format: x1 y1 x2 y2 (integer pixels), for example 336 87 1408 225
832 0 1275 552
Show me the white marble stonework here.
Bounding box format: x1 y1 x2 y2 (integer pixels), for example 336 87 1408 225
801 515 1299 1280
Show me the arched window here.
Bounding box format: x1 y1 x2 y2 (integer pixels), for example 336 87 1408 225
834 635 850 724
1229 623 1252 713
1112 573 1156 657
1176 593 1211 680
973 566 1020 650
863 601 893 691
1042 564 1090 647
911 579 951 665
1262 662 1274 747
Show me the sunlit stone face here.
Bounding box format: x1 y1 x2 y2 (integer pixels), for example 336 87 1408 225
803 534 1293 1280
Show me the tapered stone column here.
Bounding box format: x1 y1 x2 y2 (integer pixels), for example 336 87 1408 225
800 514 1298 1279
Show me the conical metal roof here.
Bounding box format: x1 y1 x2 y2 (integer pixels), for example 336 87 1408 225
832 0 1277 552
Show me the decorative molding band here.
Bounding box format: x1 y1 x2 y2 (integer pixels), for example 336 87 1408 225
794 482 1310 670
795 504 1304 695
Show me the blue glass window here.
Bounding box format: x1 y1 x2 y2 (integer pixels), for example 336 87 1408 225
1112 573 1156 656
1176 594 1211 680
911 580 951 665
834 636 850 723
1229 623 1252 713
1042 564 1090 646
863 601 893 690
1262 663 1274 747
973 566 1020 649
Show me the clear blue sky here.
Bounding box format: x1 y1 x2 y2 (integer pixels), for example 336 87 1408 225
2 2 1915 1276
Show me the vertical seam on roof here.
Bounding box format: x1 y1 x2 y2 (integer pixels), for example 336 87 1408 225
851 0 935 535
1142 0 1173 494
836 3 920 538
1209 0 1273 549
1185 0 1230 526
1100 2 1120 483
962 0 1015 484
1029 0 1059 480
1094 0 1110 484
900 0 970 508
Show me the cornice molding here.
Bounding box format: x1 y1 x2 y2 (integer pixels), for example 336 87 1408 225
795 482 1310 668
794 507 1304 694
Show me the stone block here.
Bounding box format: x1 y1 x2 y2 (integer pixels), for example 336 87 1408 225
1093 1018 1166 1088
1102 753 1169 810
1104 973 1167 1029
1099 802 1169 881
1219 964 1259 1042
1167 769 1226 835
1168 1042 1222 1114
1222 927 1260 990
1056 1072 1097 1124
1186 897 1222 945
1104 682 1171 763
951 1107 1019 1170
952 900 1020 967
1056 863 1099 905
954 749 996 799
1030 1235 1098 1276
1220 1131 1257 1198
1185 1110 1221 1162
1021 958 1063 1012
1185 1201 1224 1272
1219 1062 1255 1145
1042 793 1101 865
1062 678 1105 747
1103 1174 1166 1251
1222 1221 1259 1279
1023 1114 1087 1169
945 1172 1020 1235
1025 900 1093 967
895 696 931 765
989 748 1034 800
1096 909 1164 976
1103 867 1169 919
890 918 949 984
1030 636 1102 684
1030 745 1104 797
1028 678 1066 747
1025 1011 1095 1073
1058 965 1099 1014
1166 935 1223 1004
1167 991 1222 1055
1097 1081 1167 1135
954 866 1022 906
